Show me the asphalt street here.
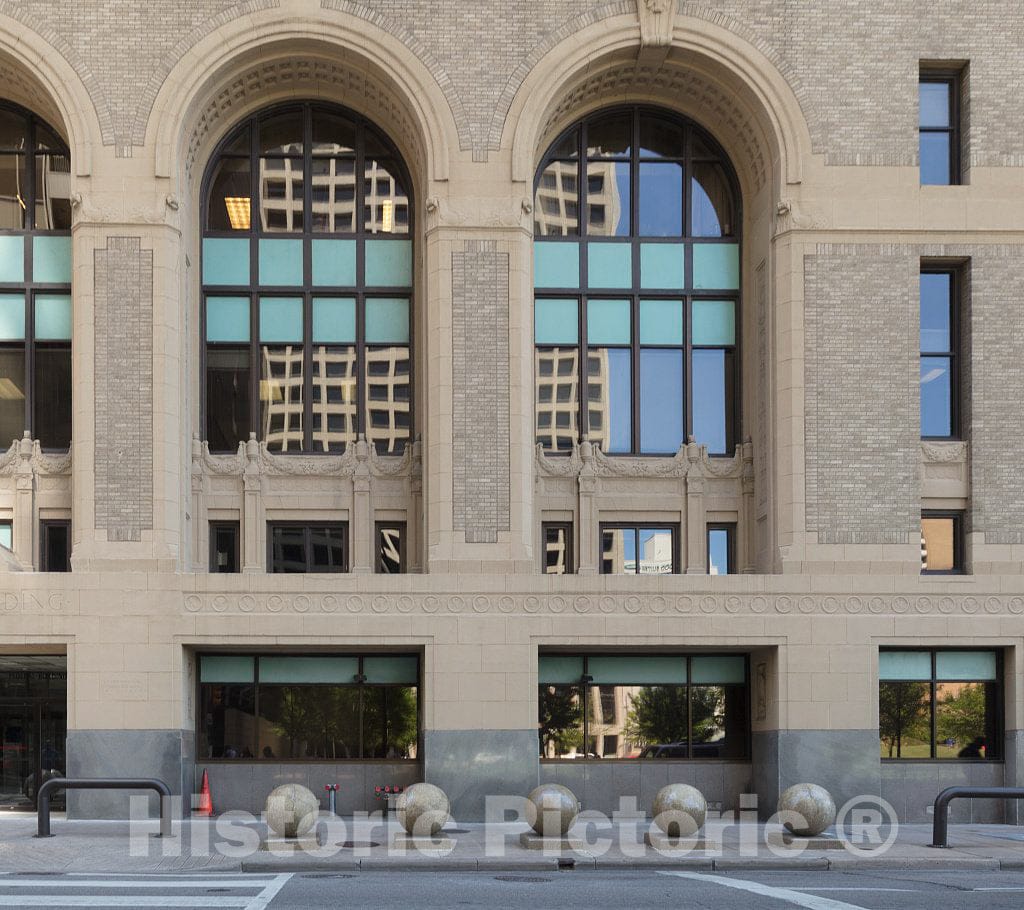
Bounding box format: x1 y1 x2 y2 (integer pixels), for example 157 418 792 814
3 869 1024 909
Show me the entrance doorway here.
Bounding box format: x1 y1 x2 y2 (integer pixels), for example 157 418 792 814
0 656 67 811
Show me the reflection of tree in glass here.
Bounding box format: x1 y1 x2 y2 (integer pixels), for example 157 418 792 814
936 683 986 750
271 687 359 758
623 686 697 747
363 687 418 758
538 685 581 756
879 682 930 758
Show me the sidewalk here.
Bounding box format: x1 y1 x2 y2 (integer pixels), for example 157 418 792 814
1 813 1023 874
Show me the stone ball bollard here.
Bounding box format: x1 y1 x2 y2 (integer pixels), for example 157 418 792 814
265 783 320 839
525 783 580 836
777 783 836 836
396 782 451 836
652 783 707 837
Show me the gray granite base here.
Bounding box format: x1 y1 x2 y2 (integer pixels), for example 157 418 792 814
258 834 322 853
767 832 845 850
519 831 586 850
643 832 713 851
392 832 454 852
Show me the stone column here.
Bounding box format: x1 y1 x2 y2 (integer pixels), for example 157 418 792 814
741 440 756 573
241 434 262 574
13 433 34 568
351 436 372 574
577 442 598 575
684 441 706 573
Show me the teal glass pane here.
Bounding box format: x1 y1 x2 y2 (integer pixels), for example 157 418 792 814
258 238 303 286
586 298 630 344
0 295 25 340
259 656 358 683
879 651 931 681
693 243 739 289
691 655 745 684
34 294 72 340
534 298 578 344
202 237 249 286
692 299 735 345
936 651 997 681
538 655 583 684
639 299 682 345
0 236 24 283
206 296 250 343
365 297 409 343
365 239 412 287
364 655 419 684
534 241 580 289
32 236 71 284
311 239 356 286
587 242 631 289
588 656 686 684
200 655 254 683
259 296 303 343
0 521 10 550
312 297 355 343
639 243 684 290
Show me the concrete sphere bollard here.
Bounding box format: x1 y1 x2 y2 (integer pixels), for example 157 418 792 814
525 783 580 836
777 783 836 836
652 783 707 837
265 783 320 839
397 782 451 836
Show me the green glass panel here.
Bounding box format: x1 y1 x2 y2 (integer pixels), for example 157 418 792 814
365 297 409 343
534 298 578 344
0 295 24 340
534 241 579 289
202 237 249 286
692 299 735 346
365 239 412 287
879 650 931 681
0 236 24 283
639 299 682 345
32 236 71 284
0 521 10 550
364 655 419 684
259 656 358 683
34 294 72 340
312 297 355 343
588 656 686 684
691 655 745 684
200 655 254 683
587 242 631 289
258 238 303 286
311 239 356 286
206 296 250 343
586 298 630 344
538 655 583 684
639 243 683 290
259 296 303 343
936 651 997 681
693 243 739 289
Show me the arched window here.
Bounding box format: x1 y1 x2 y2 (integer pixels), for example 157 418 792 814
533 107 739 456
0 102 72 450
202 103 413 454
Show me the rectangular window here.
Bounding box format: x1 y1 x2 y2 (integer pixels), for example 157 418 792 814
707 523 735 575
198 652 419 760
538 653 749 760
542 522 573 574
879 649 1001 760
0 518 11 550
920 267 959 438
600 524 678 574
919 70 961 185
375 521 405 573
39 519 70 572
921 511 963 574
268 522 347 573
210 521 240 574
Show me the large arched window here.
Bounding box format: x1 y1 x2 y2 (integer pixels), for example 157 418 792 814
202 103 413 454
533 107 739 456
0 102 72 450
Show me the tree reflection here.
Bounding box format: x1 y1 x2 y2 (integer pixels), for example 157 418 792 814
879 681 930 758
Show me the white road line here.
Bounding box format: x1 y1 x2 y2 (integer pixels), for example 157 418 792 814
972 888 1024 892
794 888 918 893
246 873 292 910
0 880 265 889
0 899 250 908
659 871 868 910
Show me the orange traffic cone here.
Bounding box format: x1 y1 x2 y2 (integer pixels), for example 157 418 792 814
195 768 213 816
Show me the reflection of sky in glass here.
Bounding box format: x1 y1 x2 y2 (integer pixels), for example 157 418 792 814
921 357 951 436
640 349 683 452
920 133 950 185
708 528 729 575
638 528 673 573
919 82 950 128
920 273 951 351
606 348 632 452
692 349 726 453
622 528 637 565
692 178 721 237
639 163 682 235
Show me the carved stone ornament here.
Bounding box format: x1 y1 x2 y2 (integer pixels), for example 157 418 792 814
0 434 71 477
638 0 675 47
536 437 751 480
921 441 968 464
774 199 829 236
424 196 531 230
71 190 175 226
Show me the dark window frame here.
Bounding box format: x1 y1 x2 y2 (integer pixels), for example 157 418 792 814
599 522 680 575
38 518 70 572
919 264 961 440
196 651 421 762
533 105 741 457
201 101 415 455
706 522 736 575
209 520 241 574
538 652 751 762
879 647 1002 761
919 69 962 186
541 520 574 574
921 510 964 575
374 520 406 574
267 520 348 573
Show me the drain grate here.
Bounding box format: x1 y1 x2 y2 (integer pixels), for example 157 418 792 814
494 875 552 884
336 840 380 849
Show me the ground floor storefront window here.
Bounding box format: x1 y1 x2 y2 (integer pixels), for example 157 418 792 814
198 653 418 761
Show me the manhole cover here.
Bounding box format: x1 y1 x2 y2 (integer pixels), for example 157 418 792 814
336 840 380 849
494 875 552 884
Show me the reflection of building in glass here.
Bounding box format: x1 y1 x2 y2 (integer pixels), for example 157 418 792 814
627 531 674 573
260 346 304 451
588 685 638 758
365 346 411 454
535 347 580 450
601 528 626 575
533 161 621 237
543 528 569 574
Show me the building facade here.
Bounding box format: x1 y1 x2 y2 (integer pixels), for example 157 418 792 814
0 0 1022 825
